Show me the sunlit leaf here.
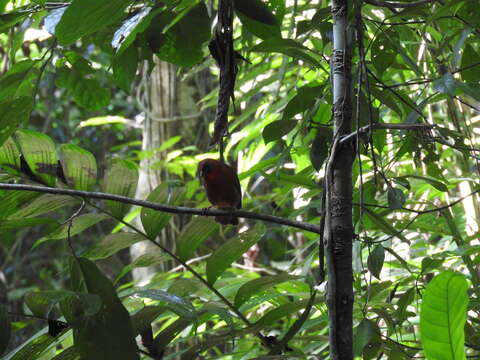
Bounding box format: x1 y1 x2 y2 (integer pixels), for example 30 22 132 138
102 159 138 219
59 144 97 191
55 0 131 46
207 226 265 284
176 216 219 261
15 130 57 186
420 271 468 360
234 274 302 307
33 213 110 248
141 183 184 239
82 233 145 260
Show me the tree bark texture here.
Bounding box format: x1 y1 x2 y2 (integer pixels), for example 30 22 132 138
324 0 354 358
130 59 177 282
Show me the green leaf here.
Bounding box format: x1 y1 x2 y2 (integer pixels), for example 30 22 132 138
59 144 97 191
461 44 480 83
0 12 25 33
77 116 128 128
255 297 323 326
0 137 21 175
234 274 302 307
9 194 77 219
50 346 79 360
0 97 33 148
252 38 321 67
235 7 281 39
263 120 297 143
396 287 415 322
153 317 193 353
73 78 110 111
0 190 40 220
112 45 138 92
367 245 385 279
206 226 265 284
141 183 184 239
72 258 139 360
115 252 169 283
55 0 132 46
7 334 55 360
364 209 409 243
155 4 210 67
176 217 219 261
387 187 406 210
283 86 322 119
33 213 110 248
15 130 58 186
420 271 468 360
0 304 10 356
82 233 145 260
24 290 71 318
371 30 397 74
134 289 196 320
0 60 37 101
233 0 278 26
0 218 57 231
407 175 448 192
353 319 378 357
102 159 138 219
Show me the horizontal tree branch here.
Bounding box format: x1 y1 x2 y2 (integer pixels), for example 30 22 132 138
340 123 436 145
0 183 321 234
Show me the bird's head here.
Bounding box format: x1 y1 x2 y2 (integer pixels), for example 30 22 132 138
198 159 219 180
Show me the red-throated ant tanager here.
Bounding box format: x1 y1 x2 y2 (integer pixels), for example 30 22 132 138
198 159 242 225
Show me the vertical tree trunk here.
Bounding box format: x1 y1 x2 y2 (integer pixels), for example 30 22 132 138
324 0 354 358
130 59 177 282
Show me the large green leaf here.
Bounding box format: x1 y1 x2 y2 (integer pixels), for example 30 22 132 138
15 130 57 186
133 289 196 320
206 226 265 284
155 4 210 67
0 190 40 220
9 194 77 219
176 216 219 261
353 319 378 357
6 334 55 360
82 233 145 260
140 182 184 239
71 258 139 360
0 304 10 356
0 137 21 175
420 271 468 360
58 144 97 191
367 245 385 280
33 213 110 248
234 0 281 39
234 274 302 307
0 97 33 148
252 38 321 67
0 60 37 101
55 0 132 46
24 290 71 318
255 298 324 326
262 120 297 144
102 159 138 219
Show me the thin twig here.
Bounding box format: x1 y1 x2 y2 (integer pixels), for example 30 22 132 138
0 183 320 234
340 123 436 145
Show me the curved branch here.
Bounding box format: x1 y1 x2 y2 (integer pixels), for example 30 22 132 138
364 0 436 9
0 183 321 234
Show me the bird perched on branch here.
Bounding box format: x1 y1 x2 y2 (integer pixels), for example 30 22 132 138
198 159 242 225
